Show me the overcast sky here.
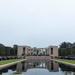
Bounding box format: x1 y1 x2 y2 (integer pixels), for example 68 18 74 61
0 0 75 47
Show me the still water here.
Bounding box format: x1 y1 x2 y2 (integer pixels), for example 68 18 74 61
0 60 75 75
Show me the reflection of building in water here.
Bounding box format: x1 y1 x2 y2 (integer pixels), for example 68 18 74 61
48 61 59 72
16 60 59 72
16 62 22 72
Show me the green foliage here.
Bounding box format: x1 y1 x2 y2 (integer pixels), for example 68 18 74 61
59 42 72 48
0 44 5 56
5 47 11 56
10 48 15 56
70 46 75 56
59 42 75 56
0 43 18 56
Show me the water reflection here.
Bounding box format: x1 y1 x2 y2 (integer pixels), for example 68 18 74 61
0 60 75 75
59 63 75 75
16 60 59 72
0 65 16 75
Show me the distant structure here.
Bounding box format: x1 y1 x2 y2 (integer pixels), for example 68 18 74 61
17 45 58 59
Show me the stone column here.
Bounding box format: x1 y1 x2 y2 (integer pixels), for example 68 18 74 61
45 49 47 55
48 47 51 58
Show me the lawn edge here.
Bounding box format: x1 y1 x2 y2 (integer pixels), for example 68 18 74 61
50 59 75 67
0 59 26 70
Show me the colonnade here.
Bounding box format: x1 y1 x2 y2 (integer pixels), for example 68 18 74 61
25 47 50 56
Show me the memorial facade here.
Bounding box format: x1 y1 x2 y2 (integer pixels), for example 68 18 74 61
17 45 58 59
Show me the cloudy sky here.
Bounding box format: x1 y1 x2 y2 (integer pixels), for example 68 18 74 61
0 0 75 47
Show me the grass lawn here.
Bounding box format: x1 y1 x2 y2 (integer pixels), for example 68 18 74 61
0 58 24 66
53 58 75 64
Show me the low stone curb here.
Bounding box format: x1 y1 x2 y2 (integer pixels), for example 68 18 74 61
0 59 27 70
51 59 75 67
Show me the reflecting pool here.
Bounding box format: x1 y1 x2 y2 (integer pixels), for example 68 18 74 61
0 60 75 75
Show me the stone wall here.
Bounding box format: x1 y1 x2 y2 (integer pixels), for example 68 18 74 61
25 56 50 60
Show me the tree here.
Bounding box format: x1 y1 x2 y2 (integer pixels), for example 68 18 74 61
10 48 15 56
59 42 68 48
59 42 72 48
65 48 71 56
70 46 75 56
59 42 71 56
0 43 18 56
0 44 5 56
5 47 11 56
13 45 18 56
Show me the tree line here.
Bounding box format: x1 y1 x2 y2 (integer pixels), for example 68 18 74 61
59 42 75 56
0 42 75 56
0 44 17 56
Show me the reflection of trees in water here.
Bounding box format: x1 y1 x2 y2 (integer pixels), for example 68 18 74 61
59 63 75 72
0 65 16 74
61 71 72 75
59 63 75 75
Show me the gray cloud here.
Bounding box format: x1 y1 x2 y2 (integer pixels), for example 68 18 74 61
0 0 75 47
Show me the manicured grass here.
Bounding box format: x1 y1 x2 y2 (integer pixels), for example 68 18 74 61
0 59 24 66
53 58 75 64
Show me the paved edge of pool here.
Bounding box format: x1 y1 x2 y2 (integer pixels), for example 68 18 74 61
50 59 75 67
0 59 27 70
